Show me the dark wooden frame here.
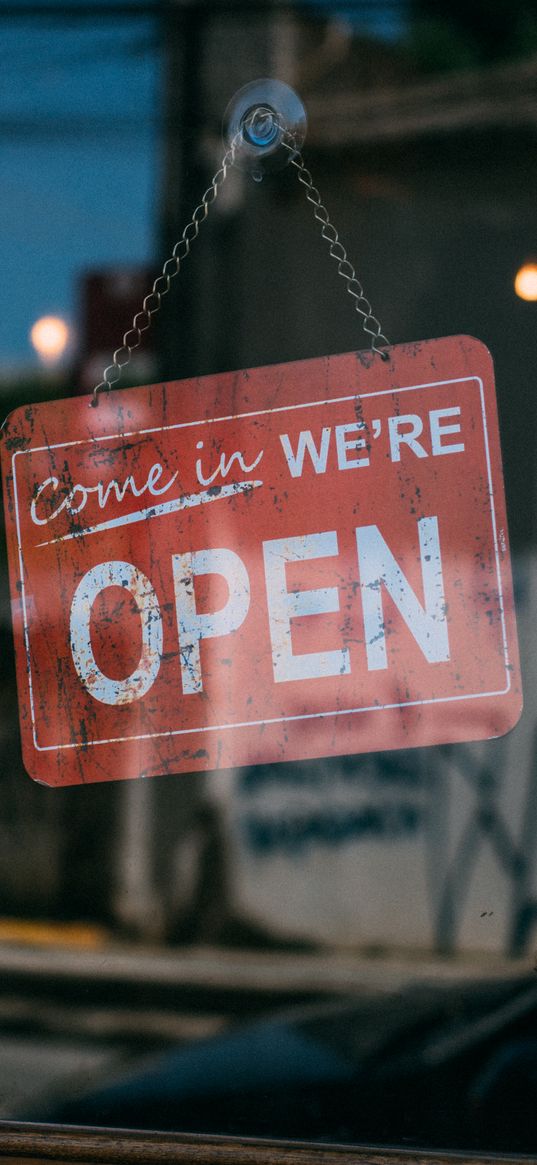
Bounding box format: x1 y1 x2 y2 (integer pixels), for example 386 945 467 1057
0 1124 527 1165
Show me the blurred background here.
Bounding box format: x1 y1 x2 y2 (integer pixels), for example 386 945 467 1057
1 0 537 1154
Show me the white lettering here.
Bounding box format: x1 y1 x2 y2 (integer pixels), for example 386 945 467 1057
172 548 250 694
70 561 162 704
263 532 350 683
279 428 331 478
31 463 178 527
429 407 464 456
388 414 428 462
31 477 63 526
356 516 450 670
195 442 263 487
335 423 369 470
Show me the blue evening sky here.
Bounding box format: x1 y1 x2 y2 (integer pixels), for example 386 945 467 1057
0 1 406 374
1 1 159 372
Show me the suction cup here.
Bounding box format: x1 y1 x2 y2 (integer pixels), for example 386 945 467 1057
223 79 307 177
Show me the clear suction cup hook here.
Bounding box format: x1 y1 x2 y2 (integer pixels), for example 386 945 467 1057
223 78 307 177
92 75 387 404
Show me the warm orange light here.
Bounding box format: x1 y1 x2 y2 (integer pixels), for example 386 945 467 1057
30 315 70 364
514 263 537 302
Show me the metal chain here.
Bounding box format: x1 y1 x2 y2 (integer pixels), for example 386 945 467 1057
93 120 390 404
91 142 237 405
281 131 390 357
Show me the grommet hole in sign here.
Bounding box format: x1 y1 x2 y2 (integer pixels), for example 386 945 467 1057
0 82 521 787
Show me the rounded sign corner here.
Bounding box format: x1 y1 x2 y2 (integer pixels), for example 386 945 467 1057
1 341 521 786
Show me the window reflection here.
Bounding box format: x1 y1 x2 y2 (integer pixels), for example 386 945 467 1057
1 0 537 1156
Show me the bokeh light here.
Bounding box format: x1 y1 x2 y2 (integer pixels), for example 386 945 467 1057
30 315 71 364
514 263 537 302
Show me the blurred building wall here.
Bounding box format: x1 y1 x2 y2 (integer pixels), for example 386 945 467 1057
141 35 537 954
209 551 537 954
1 14 536 955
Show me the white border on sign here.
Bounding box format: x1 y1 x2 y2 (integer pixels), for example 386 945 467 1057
11 374 511 754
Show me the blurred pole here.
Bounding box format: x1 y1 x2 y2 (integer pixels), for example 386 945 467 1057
113 1 208 944
158 0 206 380
113 779 164 940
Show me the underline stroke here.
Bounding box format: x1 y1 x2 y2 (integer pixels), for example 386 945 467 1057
36 479 263 547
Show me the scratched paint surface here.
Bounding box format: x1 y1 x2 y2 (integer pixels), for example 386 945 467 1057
0 336 522 786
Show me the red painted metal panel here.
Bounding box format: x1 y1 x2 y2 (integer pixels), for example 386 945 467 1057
1 337 522 786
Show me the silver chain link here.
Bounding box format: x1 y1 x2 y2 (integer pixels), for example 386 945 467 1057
92 125 389 404
91 142 237 405
282 132 389 358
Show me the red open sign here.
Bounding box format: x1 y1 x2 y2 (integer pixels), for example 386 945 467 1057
1 336 521 786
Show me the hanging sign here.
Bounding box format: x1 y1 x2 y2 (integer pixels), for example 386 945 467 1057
1 336 521 787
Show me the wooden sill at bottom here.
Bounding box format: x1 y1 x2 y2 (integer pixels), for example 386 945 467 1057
0 1124 528 1165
